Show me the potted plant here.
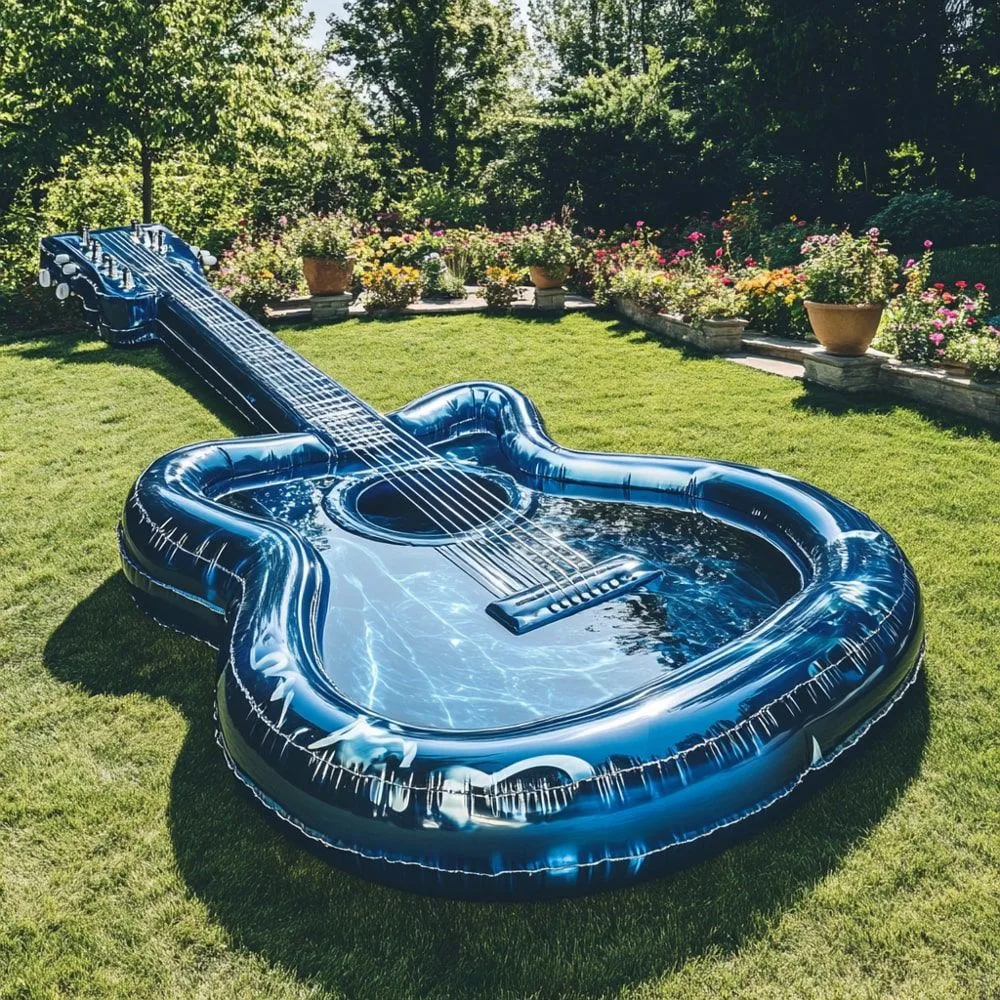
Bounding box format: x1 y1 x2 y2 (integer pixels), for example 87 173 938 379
800 228 899 356
293 213 357 296
513 221 574 289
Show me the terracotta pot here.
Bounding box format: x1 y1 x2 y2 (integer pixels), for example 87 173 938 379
529 265 569 289
302 256 356 296
803 300 884 357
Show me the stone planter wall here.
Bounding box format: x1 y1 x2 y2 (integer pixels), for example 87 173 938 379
616 298 747 354
742 333 1000 430
879 360 1000 427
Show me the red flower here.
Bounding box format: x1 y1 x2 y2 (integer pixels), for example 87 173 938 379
975 282 986 291
933 283 945 291
955 280 968 289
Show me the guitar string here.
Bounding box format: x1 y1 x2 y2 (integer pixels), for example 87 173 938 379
101 229 577 587
100 231 593 598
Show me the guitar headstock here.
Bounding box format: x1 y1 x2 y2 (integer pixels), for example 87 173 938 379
39 223 218 346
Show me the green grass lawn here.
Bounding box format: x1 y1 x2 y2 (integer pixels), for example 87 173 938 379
2 310 999 999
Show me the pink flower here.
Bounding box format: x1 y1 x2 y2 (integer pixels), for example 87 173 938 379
797 220 806 227
278 215 288 228
656 256 666 266
714 247 724 258
966 317 976 326
744 256 757 267
636 220 645 228
676 249 692 258
955 280 968 289
924 240 933 249
905 259 915 268
929 332 945 345
687 231 705 243
975 282 986 291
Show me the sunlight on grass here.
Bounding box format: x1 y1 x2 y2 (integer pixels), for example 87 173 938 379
1 311 998 999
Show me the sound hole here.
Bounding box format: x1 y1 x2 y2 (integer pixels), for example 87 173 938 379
351 470 512 541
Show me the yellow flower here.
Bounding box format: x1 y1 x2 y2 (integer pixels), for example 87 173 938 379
789 214 798 222
259 269 274 280
784 293 796 305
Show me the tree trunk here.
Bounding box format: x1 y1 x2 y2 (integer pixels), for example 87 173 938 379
140 142 153 223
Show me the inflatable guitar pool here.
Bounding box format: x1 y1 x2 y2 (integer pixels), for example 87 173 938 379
40 225 923 900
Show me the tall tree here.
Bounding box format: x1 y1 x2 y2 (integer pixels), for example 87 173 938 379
1 0 308 222
683 0 958 208
328 0 526 181
528 0 692 83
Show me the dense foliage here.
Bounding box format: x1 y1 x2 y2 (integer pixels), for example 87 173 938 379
2 0 997 320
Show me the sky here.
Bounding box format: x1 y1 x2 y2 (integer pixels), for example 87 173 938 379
303 0 531 49
303 0 343 48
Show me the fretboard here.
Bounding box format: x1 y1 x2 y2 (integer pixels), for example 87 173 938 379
100 229 401 454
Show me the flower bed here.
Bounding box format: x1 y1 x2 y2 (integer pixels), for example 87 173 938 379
873 246 1000 380
208 215 999 385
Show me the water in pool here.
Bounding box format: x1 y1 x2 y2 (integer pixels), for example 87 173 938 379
224 475 800 731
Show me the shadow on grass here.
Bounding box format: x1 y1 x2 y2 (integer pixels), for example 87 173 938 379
6 329 253 436
791 379 1000 440
44 574 930 1000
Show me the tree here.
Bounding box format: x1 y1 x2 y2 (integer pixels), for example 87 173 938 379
328 0 526 182
479 49 695 227
1 0 309 222
528 0 692 83
682 0 961 212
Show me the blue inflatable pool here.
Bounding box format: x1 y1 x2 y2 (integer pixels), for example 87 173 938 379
41 225 924 900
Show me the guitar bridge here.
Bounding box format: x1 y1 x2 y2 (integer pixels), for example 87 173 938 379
485 555 661 635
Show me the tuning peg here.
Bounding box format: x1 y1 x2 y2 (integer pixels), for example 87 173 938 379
120 266 132 289
38 268 52 288
54 253 70 265
80 225 90 246
61 263 79 276
131 219 141 239
156 230 165 253
89 240 100 261
55 282 70 300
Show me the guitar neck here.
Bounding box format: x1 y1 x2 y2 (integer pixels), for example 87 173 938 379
96 228 400 454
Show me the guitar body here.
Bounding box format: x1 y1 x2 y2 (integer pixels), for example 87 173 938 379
41 226 923 900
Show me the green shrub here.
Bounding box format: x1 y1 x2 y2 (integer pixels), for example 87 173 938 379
420 253 467 299
930 245 1000 295
867 190 1000 250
